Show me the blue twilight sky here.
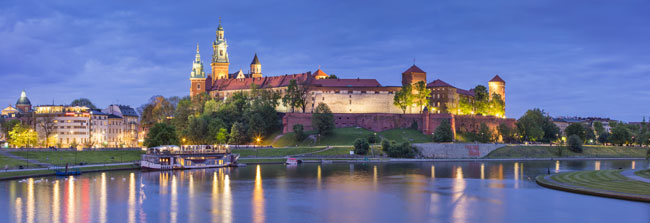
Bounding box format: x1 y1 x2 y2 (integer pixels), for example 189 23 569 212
1 0 649 121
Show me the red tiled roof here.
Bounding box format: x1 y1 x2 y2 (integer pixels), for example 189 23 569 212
313 69 328 78
210 72 313 91
312 78 381 87
457 88 475 97
403 65 425 74
489 75 505 83
426 79 454 88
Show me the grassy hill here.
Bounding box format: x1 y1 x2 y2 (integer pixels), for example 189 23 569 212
378 128 431 144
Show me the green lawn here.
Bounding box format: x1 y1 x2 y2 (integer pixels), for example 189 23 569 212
272 127 374 147
233 147 326 157
485 145 648 159
0 164 138 180
0 154 30 169
9 150 145 166
378 128 431 143
636 169 650 179
539 170 650 196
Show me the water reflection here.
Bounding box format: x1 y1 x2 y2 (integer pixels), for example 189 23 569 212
253 165 265 223
555 160 560 173
66 176 75 223
3 160 650 223
595 161 601 170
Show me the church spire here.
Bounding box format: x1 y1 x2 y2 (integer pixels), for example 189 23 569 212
190 44 205 78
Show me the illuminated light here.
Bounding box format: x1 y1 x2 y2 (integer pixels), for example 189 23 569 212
27 178 34 223
129 173 136 223
53 180 60 223
100 173 106 223
595 161 600 171
373 165 378 187
67 176 75 223
480 163 485 180
632 161 636 169
455 166 464 180
317 165 322 190
253 165 265 223
555 160 560 173
171 175 177 223
223 175 232 223
15 197 22 223
431 165 435 179
514 162 519 189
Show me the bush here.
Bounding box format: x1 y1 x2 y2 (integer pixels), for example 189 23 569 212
353 138 370 155
312 103 335 135
293 124 306 141
646 148 650 161
385 142 416 158
410 121 418 130
367 134 378 144
567 134 583 153
433 119 453 142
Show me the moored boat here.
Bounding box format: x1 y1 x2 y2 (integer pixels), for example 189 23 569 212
141 145 239 170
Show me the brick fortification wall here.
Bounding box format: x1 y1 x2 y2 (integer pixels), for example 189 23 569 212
282 113 516 138
454 115 516 133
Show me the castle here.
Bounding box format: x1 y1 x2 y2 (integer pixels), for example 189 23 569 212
190 22 505 117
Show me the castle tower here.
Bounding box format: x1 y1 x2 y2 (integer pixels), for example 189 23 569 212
488 75 505 102
190 43 208 97
250 53 262 78
211 20 230 81
15 90 31 112
401 65 427 87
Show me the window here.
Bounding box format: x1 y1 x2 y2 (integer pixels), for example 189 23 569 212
198 84 201 90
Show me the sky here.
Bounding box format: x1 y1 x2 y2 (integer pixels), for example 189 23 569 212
1 0 649 121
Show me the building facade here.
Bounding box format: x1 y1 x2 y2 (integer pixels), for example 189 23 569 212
189 22 506 116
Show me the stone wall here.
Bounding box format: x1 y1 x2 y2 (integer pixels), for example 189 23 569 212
282 112 516 142
414 143 505 158
308 90 417 114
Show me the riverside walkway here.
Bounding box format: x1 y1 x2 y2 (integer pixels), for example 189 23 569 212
537 169 650 203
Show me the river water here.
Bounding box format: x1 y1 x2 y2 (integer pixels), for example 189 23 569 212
1 160 649 223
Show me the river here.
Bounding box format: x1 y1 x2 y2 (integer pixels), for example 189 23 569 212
1 160 649 222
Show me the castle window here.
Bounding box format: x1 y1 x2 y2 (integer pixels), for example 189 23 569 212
198 84 201 90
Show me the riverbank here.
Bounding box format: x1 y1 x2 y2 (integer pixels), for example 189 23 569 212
536 169 650 203
485 145 649 159
0 163 139 181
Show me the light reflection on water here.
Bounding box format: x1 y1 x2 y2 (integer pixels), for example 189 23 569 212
1 160 650 223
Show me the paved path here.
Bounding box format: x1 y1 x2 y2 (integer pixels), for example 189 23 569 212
0 150 53 168
620 169 650 184
292 146 333 156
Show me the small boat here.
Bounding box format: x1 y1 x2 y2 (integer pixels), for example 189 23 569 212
285 157 302 165
55 164 81 176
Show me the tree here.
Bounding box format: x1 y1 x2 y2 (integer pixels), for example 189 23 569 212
458 97 474 115
326 74 339 79
216 128 228 145
185 115 211 145
516 109 545 142
541 117 560 143
433 119 453 142
488 93 505 116
598 132 609 145
353 138 370 155
203 99 220 115
282 79 309 113
36 115 57 147
473 85 489 115
293 124 306 142
477 123 493 143
228 122 245 145
393 84 413 114
565 123 586 142
367 134 378 144
567 134 583 153
636 132 650 147
139 95 176 128
8 124 37 148
593 121 605 136
71 98 97 109
414 81 431 113
609 125 631 146
144 123 179 148
497 123 516 143
312 103 334 135
1 119 21 139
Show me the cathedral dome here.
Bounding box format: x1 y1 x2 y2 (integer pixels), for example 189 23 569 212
16 90 31 105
